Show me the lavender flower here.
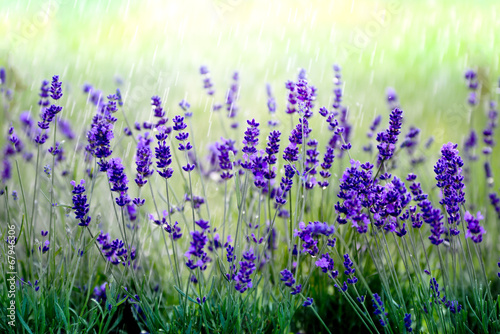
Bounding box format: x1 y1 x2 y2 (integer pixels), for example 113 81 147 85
263 130 280 181
464 211 485 243
303 297 314 307
151 96 165 118
173 115 195 172
400 126 420 155
482 101 498 155
200 66 215 96
155 126 174 179
343 254 357 284
434 143 465 235
489 192 500 219
107 158 130 207
335 160 376 233
318 146 335 188
241 119 260 170
376 107 403 165
185 228 211 271
465 69 479 106
216 138 236 180
71 179 91 227
135 133 154 187
372 293 388 326
0 67 5 85
38 80 50 107
386 87 399 110
404 313 413 332
266 83 277 125
315 253 339 280
234 248 256 293
97 231 135 266
50 75 63 100
294 221 335 256
285 80 298 114
275 164 295 205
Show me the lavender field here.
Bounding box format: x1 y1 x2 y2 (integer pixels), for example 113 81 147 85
1 0 500 333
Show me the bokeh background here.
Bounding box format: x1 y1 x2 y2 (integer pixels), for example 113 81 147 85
1 0 499 142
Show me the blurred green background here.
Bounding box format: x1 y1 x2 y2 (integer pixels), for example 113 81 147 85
1 0 499 142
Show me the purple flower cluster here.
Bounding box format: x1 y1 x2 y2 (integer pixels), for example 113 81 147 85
315 253 339 280
376 107 404 165
200 66 215 96
400 126 420 155
429 277 463 314
372 176 412 235
97 231 136 266
464 69 478 106
295 78 316 118
434 143 465 235
404 313 413 332
216 138 236 180
86 95 118 166
317 146 335 188
275 164 295 205
71 179 91 227
342 253 358 285
280 268 302 295
155 126 174 179
294 221 335 256
372 293 388 326
151 211 182 240
386 87 399 110
151 96 165 118
234 248 256 293
482 101 498 156
107 158 131 207
464 211 485 243
332 64 343 111
135 133 154 187
241 119 260 170
283 117 311 163
185 221 211 271
173 115 195 172
335 160 376 233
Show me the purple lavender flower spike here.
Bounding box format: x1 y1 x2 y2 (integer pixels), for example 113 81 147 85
302 297 314 307
241 119 260 170
107 158 130 207
155 126 174 179
200 65 215 96
464 69 479 106
151 96 165 118
372 293 388 326
234 248 256 293
464 211 485 243
135 133 154 187
71 179 91 227
376 107 403 165
185 225 211 271
39 80 50 107
434 143 465 235
50 75 63 100
0 68 5 85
